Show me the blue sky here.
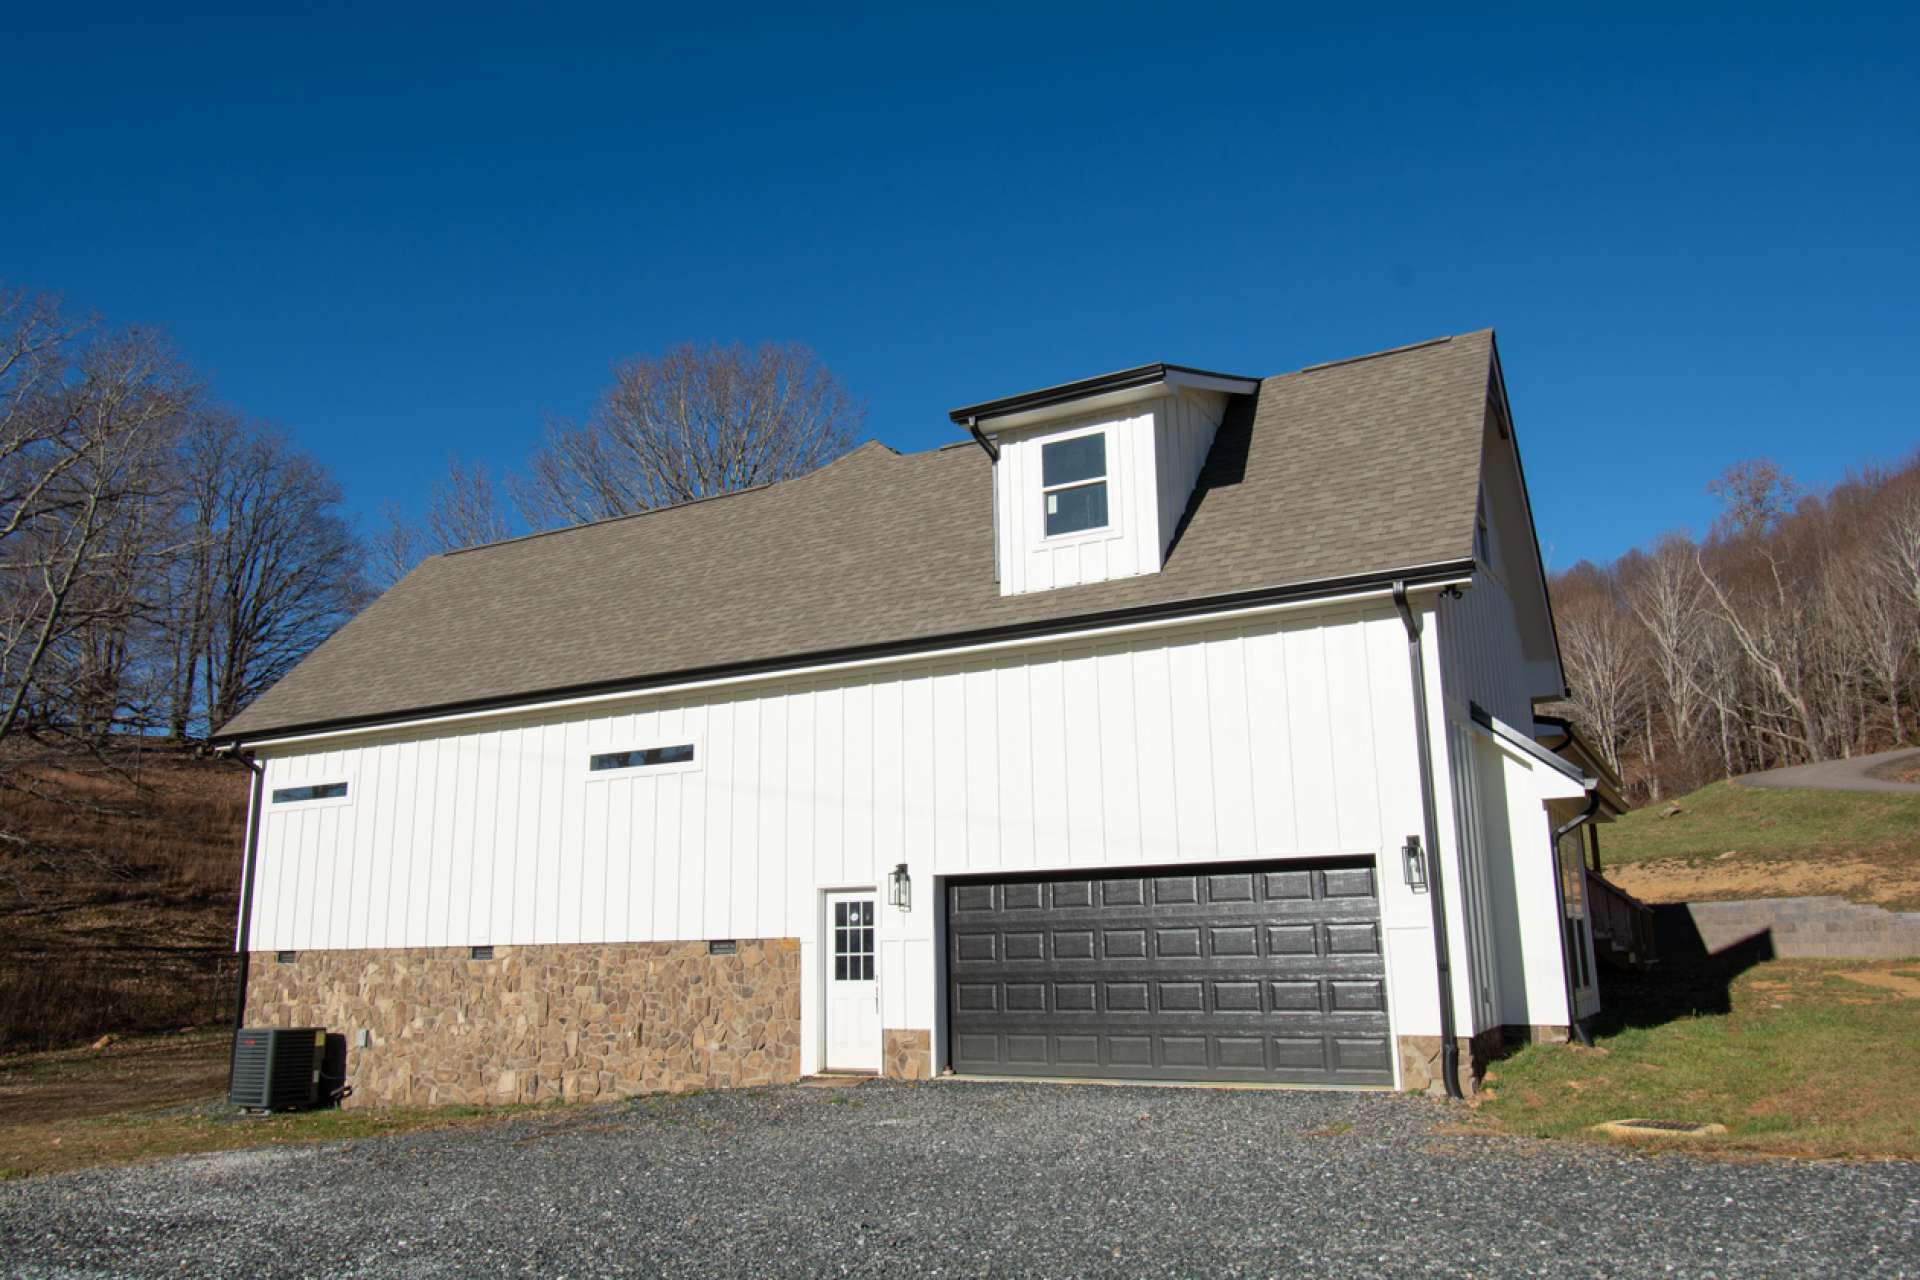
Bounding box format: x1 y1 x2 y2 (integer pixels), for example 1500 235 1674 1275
6 5 1915 568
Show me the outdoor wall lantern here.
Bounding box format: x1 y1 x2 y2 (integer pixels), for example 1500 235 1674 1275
1402 836 1428 892
887 862 912 912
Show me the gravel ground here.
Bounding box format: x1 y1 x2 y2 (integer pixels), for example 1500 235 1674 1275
2 1081 1917 1278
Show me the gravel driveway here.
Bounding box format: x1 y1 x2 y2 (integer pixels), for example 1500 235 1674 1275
2 1080 1916 1278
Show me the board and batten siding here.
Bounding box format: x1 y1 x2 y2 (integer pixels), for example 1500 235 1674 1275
247 602 1449 1075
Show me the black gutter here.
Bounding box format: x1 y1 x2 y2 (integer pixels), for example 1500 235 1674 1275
1552 791 1604 1047
964 421 999 462
1392 580 1465 1100
1469 701 1593 785
1532 711 1575 753
223 749 268 1091
946 361 1256 425
213 559 1476 746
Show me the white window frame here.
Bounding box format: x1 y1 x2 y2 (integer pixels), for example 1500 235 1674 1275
268 770 356 811
583 736 704 781
1037 425 1118 543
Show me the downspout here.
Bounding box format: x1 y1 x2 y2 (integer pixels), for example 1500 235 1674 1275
219 744 267 1088
966 417 1001 584
1552 790 1603 1048
1391 581 1464 1100
963 417 999 463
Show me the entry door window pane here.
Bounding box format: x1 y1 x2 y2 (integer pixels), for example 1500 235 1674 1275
833 900 874 980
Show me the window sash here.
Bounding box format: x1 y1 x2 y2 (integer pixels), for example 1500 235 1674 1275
1041 432 1107 487
589 743 696 773
1040 431 1110 537
1043 477 1109 537
271 781 349 805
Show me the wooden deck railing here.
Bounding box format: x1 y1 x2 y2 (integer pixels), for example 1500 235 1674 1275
1587 870 1658 972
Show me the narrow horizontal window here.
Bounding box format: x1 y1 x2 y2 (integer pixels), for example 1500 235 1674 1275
590 743 695 772
272 781 348 804
1041 433 1109 537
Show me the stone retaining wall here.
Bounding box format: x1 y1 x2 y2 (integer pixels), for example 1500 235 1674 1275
1671 897 1920 960
243 939 801 1107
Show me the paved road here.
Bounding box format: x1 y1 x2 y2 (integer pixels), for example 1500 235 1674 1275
1738 746 1920 794
2 1080 1916 1278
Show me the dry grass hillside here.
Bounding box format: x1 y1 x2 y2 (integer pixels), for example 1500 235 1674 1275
1600 777 1920 911
0 743 248 1052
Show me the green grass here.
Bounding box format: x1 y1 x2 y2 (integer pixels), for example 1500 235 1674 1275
1479 958 1920 1160
1604 780 1920 868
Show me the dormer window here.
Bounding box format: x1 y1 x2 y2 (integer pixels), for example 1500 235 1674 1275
950 361 1257 596
1041 431 1109 537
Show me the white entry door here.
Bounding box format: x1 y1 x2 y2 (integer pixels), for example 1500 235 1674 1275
825 891 880 1072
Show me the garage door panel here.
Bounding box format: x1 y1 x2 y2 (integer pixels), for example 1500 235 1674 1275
947 858 1392 1085
950 1029 1383 1081
1051 881 1094 909
1332 1037 1393 1074
960 971 1382 1013
1051 929 1096 959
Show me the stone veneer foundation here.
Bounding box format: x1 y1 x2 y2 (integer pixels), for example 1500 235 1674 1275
882 1028 933 1080
244 939 800 1107
1396 1029 1503 1097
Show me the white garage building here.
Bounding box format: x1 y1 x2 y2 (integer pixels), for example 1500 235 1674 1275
217 330 1612 1105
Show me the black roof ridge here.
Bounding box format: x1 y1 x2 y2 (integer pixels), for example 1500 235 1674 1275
1292 333 1465 376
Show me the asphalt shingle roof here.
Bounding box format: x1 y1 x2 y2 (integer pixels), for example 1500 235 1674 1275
218 330 1495 740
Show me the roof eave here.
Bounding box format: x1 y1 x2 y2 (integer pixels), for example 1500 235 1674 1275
948 363 1259 432
213 557 1475 749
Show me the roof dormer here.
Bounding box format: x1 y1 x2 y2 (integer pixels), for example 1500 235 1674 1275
950 363 1258 596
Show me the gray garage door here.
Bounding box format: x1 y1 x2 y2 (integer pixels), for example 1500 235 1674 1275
946 860 1393 1085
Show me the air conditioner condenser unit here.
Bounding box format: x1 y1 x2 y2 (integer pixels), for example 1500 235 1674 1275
229 1027 326 1111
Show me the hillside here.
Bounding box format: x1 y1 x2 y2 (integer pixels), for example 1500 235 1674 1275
0 744 249 1052
1602 778 1920 911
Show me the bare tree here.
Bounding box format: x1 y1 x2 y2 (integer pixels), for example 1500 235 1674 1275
1880 489 1920 634
1624 536 1712 795
512 341 863 529
1707 458 1799 539
0 317 194 746
202 430 363 730
369 501 423 590
1553 562 1642 775
1550 450 1920 802
426 456 511 551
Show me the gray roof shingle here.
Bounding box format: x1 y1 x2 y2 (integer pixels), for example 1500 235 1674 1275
218 330 1495 740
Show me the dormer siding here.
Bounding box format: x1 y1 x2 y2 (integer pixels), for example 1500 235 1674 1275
989 389 1230 596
